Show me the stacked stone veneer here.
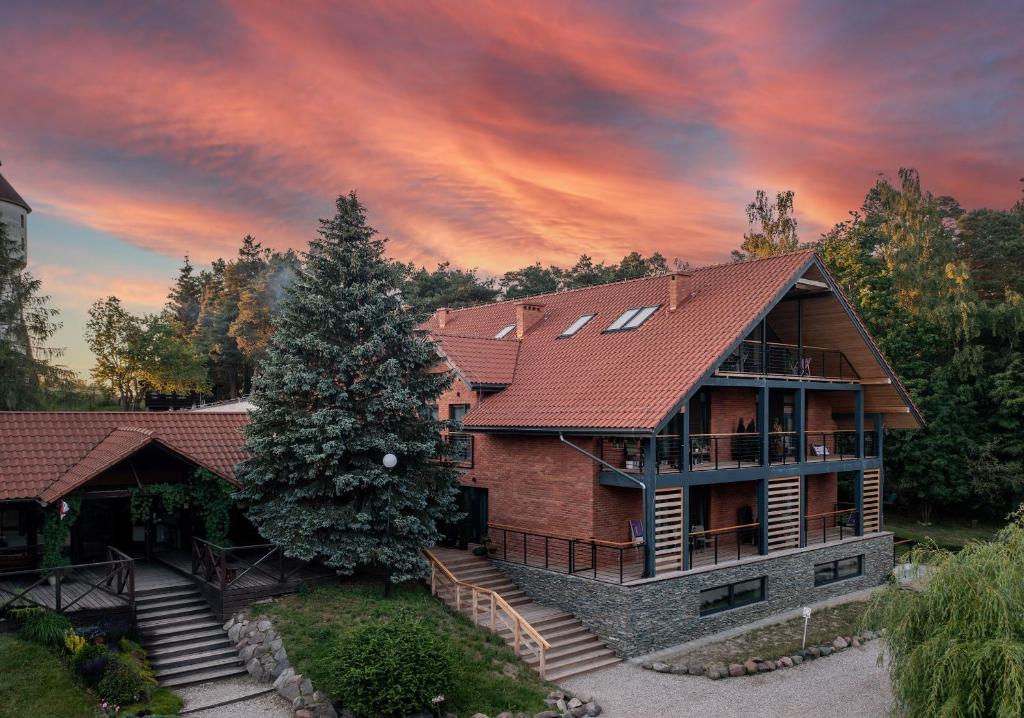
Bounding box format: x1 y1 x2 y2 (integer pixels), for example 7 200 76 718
224 612 338 718
494 533 893 657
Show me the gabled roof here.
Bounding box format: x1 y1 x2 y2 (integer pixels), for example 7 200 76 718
0 169 31 213
432 333 520 387
0 412 247 502
423 250 922 432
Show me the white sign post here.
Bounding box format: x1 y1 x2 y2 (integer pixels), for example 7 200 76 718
802 606 812 649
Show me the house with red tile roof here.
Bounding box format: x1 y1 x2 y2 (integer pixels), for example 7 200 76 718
0 411 250 571
424 250 921 654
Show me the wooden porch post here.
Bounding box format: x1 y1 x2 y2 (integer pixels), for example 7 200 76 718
642 437 657 578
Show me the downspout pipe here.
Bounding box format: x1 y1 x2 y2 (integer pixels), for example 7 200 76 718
559 432 654 577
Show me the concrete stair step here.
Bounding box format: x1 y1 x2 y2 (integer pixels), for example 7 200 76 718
527 645 617 669
136 585 200 600
142 619 224 639
545 654 622 683
145 627 226 648
154 655 243 680
151 646 239 670
135 595 207 612
139 613 222 630
137 604 210 621
148 636 234 659
158 664 248 689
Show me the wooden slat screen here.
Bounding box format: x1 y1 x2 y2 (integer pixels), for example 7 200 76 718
654 487 684 573
767 475 801 552
863 469 881 533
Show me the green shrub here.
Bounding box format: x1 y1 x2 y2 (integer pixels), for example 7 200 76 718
124 687 184 716
18 610 73 649
97 654 146 705
316 612 454 717
72 642 111 686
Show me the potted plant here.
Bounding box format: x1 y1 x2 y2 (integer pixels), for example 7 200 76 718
471 537 497 556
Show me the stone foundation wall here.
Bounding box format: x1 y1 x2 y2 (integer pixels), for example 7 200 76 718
495 533 893 657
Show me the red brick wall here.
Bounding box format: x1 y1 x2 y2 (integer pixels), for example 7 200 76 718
805 392 840 434
436 376 478 420
593 486 641 542
708 388 758 464
805 473 838 517
708 481 758 529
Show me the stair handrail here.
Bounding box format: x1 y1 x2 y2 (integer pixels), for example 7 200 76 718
423 549 550 677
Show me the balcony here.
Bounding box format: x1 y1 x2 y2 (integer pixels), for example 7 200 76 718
689 432 760 471
718 340 858 381
442 433 474 468
690 430 870 471
600 435 680 474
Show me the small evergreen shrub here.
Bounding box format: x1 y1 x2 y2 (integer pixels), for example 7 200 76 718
18 610 73 649
97 654 146 705
316 612 454 717
98 617 135 644
73 642 111 685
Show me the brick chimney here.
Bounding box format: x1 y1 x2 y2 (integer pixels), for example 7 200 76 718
668 272 694 312
436 307 450 329
515 301 546 338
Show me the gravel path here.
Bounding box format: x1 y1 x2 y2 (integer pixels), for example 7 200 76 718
177 676 292 718
563 642 891 718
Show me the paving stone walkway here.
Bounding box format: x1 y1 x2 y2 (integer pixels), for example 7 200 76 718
563 641 891 718
177 675 291 717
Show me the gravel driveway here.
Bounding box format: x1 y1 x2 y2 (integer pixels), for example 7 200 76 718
563 641 891 718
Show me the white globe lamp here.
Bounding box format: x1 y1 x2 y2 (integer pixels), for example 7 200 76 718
382 453 398 469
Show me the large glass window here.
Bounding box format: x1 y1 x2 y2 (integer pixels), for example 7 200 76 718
700 577 766 616
0 507 27 548
495 324 516 339
449 404 470 425
604 305 661 332
559 313 596 338
814 555 863 586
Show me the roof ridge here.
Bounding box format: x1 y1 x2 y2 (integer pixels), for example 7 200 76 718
440 249 819 314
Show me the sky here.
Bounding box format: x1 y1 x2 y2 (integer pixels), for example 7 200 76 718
1 0 1022 375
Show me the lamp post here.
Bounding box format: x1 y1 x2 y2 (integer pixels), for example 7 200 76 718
382 453 397 597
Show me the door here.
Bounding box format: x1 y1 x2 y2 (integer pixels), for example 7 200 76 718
440 486 489 549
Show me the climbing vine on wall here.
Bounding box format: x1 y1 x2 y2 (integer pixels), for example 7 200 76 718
128 469 235 546
40 493 82 570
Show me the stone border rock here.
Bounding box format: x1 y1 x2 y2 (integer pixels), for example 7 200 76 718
224 612 338 718
640 630 882 680
461 690 602 718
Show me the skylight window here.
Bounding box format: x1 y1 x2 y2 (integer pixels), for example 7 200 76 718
495 324 516 339
559 313 596 338
604 305 661 332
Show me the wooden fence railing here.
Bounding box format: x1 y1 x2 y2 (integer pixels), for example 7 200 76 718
0 546 135 614
191 537 299 591
424 549 550 678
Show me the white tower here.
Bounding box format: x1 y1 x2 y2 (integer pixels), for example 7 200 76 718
0 161 31 260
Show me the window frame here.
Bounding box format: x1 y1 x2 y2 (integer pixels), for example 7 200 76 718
699 576 766 616
603 304 661 333
558 313 597 338
495 324 516 339
449 403 471 426
813 555 864 586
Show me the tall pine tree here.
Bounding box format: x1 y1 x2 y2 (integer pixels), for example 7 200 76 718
237 192 461 585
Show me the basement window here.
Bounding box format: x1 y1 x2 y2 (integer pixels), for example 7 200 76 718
559 313 596 338
814 555 863 586
604 305 661 332
699 577 766 616
495 324 516 339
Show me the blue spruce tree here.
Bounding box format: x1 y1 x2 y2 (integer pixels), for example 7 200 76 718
237 192 461 588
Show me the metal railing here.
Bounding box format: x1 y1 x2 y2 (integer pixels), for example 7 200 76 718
0 546 134 615
191 537 300 591
864 431 879 458
600 435 680 474
488 523 639 584
425 549 550 678
443 432 474 468
690 432 761 470
688 523 760 567
719 340 859 380
806 431 860 461
768 431 799 465
803 509 858 546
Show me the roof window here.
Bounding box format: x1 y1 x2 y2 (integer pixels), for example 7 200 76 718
604 305 661 332
495 324 516 339
559 313 596 338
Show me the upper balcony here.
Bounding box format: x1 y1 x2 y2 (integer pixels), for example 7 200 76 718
717 340 859 382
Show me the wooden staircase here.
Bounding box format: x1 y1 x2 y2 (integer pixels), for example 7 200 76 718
427 548 620 683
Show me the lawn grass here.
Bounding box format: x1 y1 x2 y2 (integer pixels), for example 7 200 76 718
884 512 1000 550
0 635 95 718
262 580 553 716
665 600 873 667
